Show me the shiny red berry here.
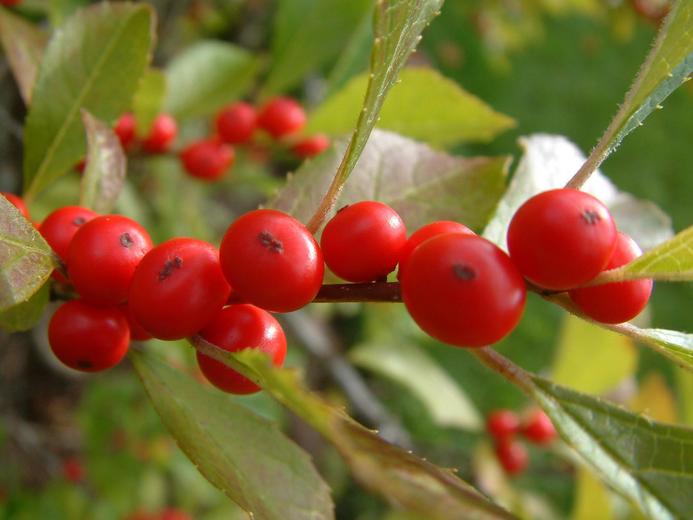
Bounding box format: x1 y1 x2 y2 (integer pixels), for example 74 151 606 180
507 189 617 290
197 304 287 394
129 238 231 340
495 439 528 475
180 138 235 181
321 201 407 283
67 215 152 305
401 233 526 347
220 209 324 312
48 299 130 372
292 134 330 158
398 220 474 281
569 232 653 323
257 97 306 139
486 409 520 440
522 409 556 445
1 192 30 219
141 114 178 153
216 102 257 144
114 113 137 150
118 303 152 341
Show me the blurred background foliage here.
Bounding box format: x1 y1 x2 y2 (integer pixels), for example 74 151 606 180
0 0 690 519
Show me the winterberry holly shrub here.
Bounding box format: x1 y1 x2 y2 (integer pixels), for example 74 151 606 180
1 1 692 519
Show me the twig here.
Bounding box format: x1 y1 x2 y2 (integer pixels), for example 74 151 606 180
314 282 402 303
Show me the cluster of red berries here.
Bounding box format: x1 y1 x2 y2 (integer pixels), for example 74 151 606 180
486 408 556 475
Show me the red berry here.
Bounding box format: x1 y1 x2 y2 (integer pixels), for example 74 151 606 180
129 238 231 340
114 113 137 150
220 209 324 312
216 102 257 144
75 158 87 174
1 192 30 219
159 510 192 520
321 201 407 283
495 439 529 475
118 303 152 341
0 0 22 7
401 233 526 347
141 114 178 153
48 299 130 371
67 215 153 305
62 456 85 483
292 134 330 158
486 409 520 440
180 138 235 181
522 409 556 445
507 189 617 290
569 232 653 323
257 97 306 139
197 305 287 394
398 220 474 280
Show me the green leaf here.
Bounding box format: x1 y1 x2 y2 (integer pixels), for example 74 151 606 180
133 68 166 136
164 41 260 119
271 130 509 233
350 341 482 431
324 9 373 96
605 323 693 373
0 197 56 311
0 6 47 104
191 339 515 520
308 68 515 147
131 349 335 520
483 135 673 251
79 111 126 213
552 314 637 395
262 0 373 96
0 282 49 332
591 226 693 284
23 3 155 199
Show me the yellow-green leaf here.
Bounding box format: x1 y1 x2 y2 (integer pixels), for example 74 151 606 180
630 372 678 423
0 282 49 332
571 468 614 520
133 68 166 135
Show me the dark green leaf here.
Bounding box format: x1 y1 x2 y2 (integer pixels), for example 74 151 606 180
131 349 335 520
164 41 260 119
23 3 154 198
271 130 509 233
0 282 49 332
0 197 56 311
79 111 126 213
133 68 166 135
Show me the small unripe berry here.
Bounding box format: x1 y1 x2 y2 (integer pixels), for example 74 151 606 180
180 138 235 181
257 97 306 138
216 102 257 144
486 409 520 440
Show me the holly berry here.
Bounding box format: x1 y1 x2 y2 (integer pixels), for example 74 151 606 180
180 138 235 181
62 456 85 483
397 220 474 281
292 134 330 158
495 439 529 475
216 102 257 144
1 192 30 219
507 189 617 290
114 113 137 150
129 238 231 340
67 215 152 305
48 299 130 372
197 304 287 394
219 209 324 312
257 97 306 139
118 303 152 341
401 233 526 347
522 409 556 445
321 201 407 283
141 113 178 153
569 232 653 323
486 409 520 440
0 0 22 7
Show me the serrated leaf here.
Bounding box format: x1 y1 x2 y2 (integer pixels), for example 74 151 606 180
271 130 509 233
483 135 673 251
350 341 482 430
552 314 637 395
606 323 693 372
131 350 334 520
164 41 260 119
79 111 126 213
191 339 515 520
133 68 166 135
263 0 372 96
23 3 154 199
0 6 47 104
0 197 56 311
591 226 693 284
308 68 515 147
0 282 49 332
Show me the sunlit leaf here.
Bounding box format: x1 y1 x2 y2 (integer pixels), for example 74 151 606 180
133 68 166 135
131 350 335 520
605 323 693 372
630 372 678 423
0 282 49 332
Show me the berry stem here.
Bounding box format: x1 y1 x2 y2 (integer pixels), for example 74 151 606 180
314 282 402 303
471 347 534 394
